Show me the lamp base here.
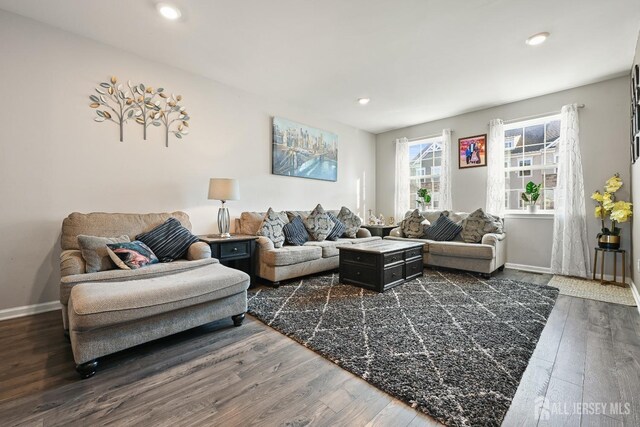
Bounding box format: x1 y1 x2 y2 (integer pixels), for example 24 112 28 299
217 204 231 239
220 232 231 239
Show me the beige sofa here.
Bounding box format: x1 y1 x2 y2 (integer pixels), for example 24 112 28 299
385 210 506 276
235 210 381 286
60 212 250 378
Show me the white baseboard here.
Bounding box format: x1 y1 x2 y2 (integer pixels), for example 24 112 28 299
0 301 61 322
504 263 552 274
630 280 640 315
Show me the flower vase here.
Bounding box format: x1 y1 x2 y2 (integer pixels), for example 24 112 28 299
598 234 621 250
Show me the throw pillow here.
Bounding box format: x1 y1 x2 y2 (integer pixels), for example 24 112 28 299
460 208 504 243
136 217 199 262
304 204 335 242
282 216 308 246
258 207 288 248
326 212 347 241
106 241 159 270
424 214 463 241
77 234 131 273
401 209 427 238
336 206 362 238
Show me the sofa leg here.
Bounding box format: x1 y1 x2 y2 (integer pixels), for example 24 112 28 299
76 360 98 379
498 265 505 271
232 313 246 327
270 281 280 288
482 273 492 279
64 330 70 342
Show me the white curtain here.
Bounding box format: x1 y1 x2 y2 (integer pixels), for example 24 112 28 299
551 104 591 277
440 129 453 211
485 119 505 217
394 137 410 221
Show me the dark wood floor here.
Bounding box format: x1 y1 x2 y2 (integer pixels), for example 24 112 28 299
0 270 638 426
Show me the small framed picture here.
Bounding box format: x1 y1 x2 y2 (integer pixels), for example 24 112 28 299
458 134 487 168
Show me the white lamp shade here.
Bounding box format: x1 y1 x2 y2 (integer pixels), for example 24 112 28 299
208 178 240 201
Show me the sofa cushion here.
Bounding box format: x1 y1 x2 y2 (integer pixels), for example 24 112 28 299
282 216 309 246
261 246 322 266
107 241 159 270
77 235 130 273
68 262 249 330
304 204 335 242
239 211 266 235
337 206 362 238
460 208 503 243
60 258 219 305
305 238 354 258
401 209 427 238
424 215 462 241
62 211 192 251
257 208 288 248
326 212 347 241
428 241 495 260
136 217 199 262
286 210 310 222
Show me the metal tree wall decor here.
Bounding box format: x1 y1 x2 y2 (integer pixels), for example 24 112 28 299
89 76 190 146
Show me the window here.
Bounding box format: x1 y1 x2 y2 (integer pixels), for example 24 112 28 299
409 136 443 210
504 114 560 211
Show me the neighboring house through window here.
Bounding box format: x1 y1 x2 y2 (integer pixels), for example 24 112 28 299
409 136 442 210
504 114 560 211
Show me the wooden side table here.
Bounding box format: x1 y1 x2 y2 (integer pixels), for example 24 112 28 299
198 234 257 286
592 247 626 287
361 225 396 238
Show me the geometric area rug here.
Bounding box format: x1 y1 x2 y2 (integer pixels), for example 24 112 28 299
248 269 559 426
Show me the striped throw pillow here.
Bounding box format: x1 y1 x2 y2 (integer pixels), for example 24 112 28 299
136 217 199 262
424 214 463 241
283 216 308 246
326 213 347 241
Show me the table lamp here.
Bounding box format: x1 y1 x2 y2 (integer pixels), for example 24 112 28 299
208 178 240 238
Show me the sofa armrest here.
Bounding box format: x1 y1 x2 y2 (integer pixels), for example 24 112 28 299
389 227 402 237
356 228 372 238
187 241 212 260
61 250 85 277
255 236 275 251
481 233 506 246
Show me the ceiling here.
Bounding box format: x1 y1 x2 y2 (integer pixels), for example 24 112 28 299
1 0 638 134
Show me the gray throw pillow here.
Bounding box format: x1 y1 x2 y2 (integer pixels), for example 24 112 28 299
424 215 463 241
257 207 288 248
401 209 427 238
77 234 131 273
460 208 503 243
336 206 362 238
304 204 335 242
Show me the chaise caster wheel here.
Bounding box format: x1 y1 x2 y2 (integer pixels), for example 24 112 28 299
76 360 98 379
232 313 245 327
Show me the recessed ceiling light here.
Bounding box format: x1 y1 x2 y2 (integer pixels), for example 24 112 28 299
157 3 182 20
525 32 550 46
358 98 370 105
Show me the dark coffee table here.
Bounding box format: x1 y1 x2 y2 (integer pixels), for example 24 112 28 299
338 240 424 292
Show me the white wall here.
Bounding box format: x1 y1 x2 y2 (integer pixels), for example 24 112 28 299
0 11 376 311
376 77 630 273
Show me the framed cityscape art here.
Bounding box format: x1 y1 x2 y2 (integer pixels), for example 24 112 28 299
272 117 338 182
458 134 487 169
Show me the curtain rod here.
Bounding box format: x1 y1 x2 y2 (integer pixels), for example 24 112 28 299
402 131 452 143
503 104 585 125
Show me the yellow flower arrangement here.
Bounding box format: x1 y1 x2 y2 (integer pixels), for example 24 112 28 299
592 173 632 236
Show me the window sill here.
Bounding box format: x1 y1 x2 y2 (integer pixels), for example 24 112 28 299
504 210 554 220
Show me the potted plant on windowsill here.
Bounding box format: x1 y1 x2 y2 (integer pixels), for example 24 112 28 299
520 181 542 213
416 188 431 210
592 173 633 249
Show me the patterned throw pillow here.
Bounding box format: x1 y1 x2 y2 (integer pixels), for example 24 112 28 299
258 207 288 248
326 212 347 241
136 217 199 262
106 241 159 270
401 209 427 238
304 204 335 242
424 214 463 241
282 216 308 246
77 234 131 273
336 206 362 238
460 208 504 243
